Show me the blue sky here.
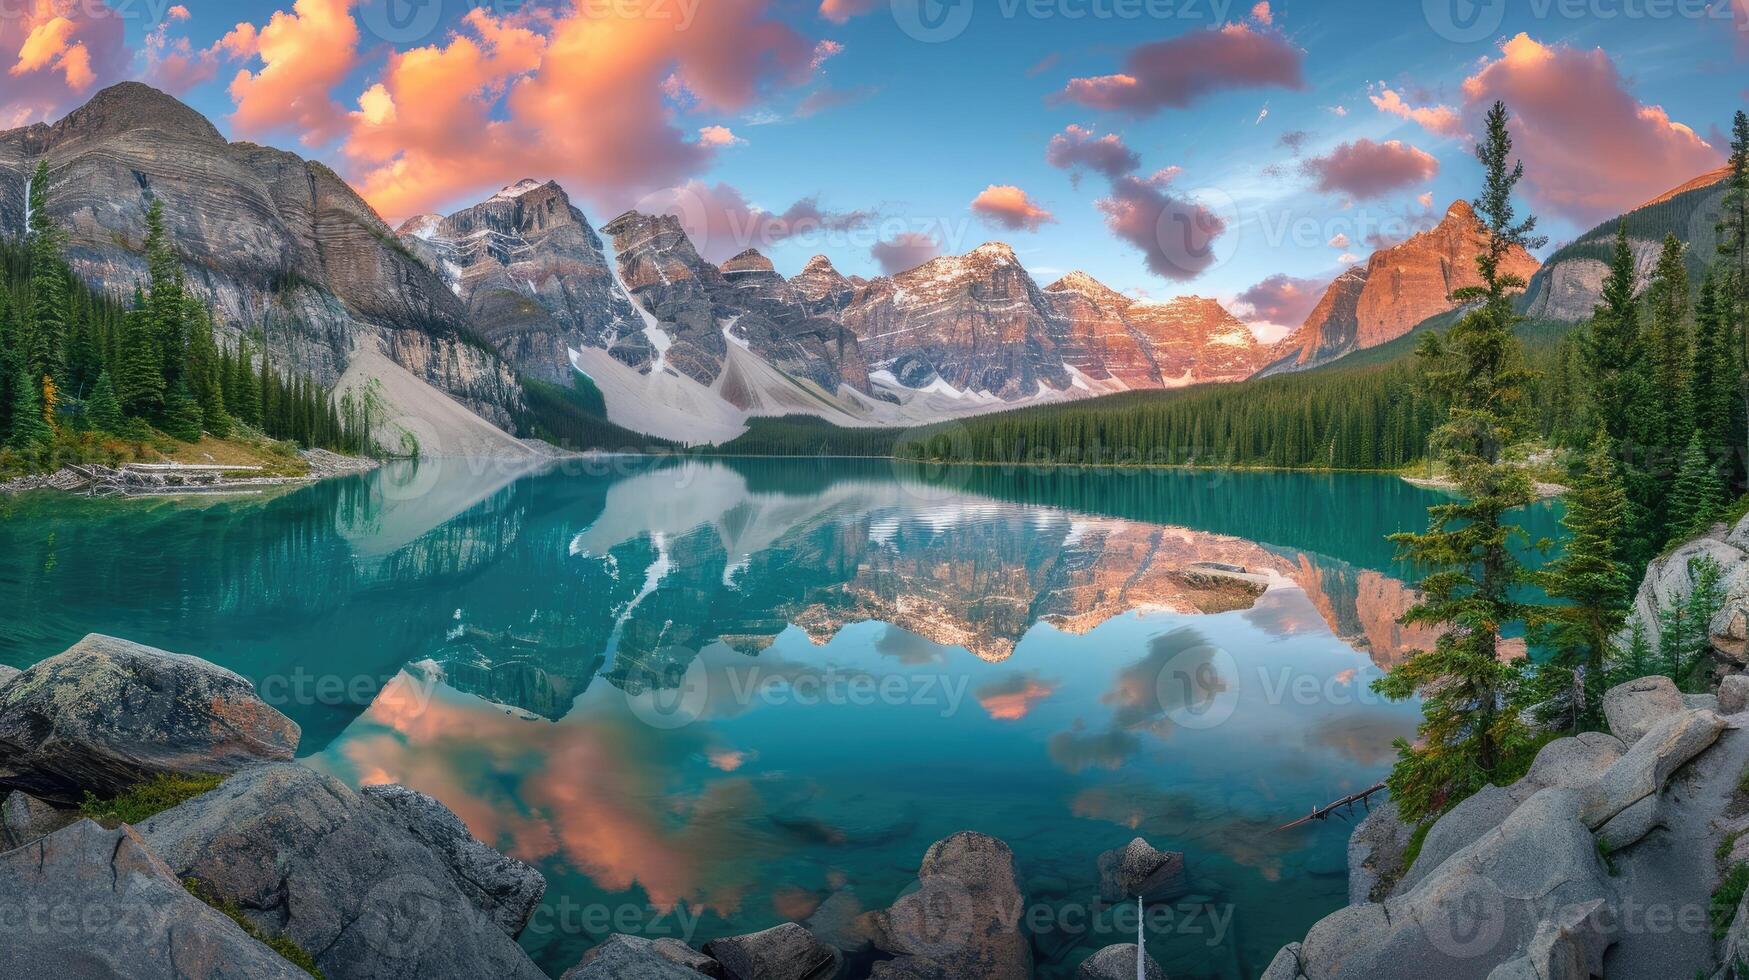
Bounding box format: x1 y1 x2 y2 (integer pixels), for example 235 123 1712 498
8 0 1746 335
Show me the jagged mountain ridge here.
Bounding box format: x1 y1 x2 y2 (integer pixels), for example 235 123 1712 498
0 82 525 445
1260 200 1543 376
395 179 643 384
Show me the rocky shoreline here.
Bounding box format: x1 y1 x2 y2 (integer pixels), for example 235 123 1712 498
0 634 1167 980
0 448 379 497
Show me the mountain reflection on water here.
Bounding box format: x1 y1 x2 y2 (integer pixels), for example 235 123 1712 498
0 458 1562 979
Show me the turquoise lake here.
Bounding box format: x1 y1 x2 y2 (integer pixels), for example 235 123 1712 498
0 458 1564 978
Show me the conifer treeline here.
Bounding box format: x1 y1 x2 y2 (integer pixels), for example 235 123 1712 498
0 163 373 472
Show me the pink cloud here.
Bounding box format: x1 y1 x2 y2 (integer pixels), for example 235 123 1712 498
1457 34 1723 223
340 1 816 222
639 180 874 263
871 232 941 274
1045 124 1141 180
970 184 1055 231
1058 22 1303 114
810 39 843 70
226 0 359 146
1236 273 1334 328
1300 138 1438 199
1251 2 1273 24
974 674 1058 721
697 125 745 148
796 84 877 118
144 13 218 95
1369 84 1465 138
818 0 883 23
1097 170 1227 281
1 0 128 124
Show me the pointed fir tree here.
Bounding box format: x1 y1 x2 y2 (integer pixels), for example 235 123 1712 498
85 370 122 433
1532 429 1632 733
160 380 204 442
1720 110 1749 307
1642 233 1693 458
0 286 18 443
1691 270 1739 477
143 200 186 389
24 161 67 386
115 302 163 418
1372 102 1547 822
1668 431 1726 545
5 367 51 459
1584 224 1644 451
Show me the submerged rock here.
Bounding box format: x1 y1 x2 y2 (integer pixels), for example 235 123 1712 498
0 819 310 979
137 762 546 980
702 922 840 980
1096 837 1188 903
1077 943 1167 979
0 634 299 805
859 831 1031 979
360 782 546 937
1346 799 1410 904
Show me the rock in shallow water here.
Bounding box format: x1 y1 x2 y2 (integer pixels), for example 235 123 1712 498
562 933 721 979
702 922 840 980
1097 837 1187 903
858 831 1032 980
1077 943 1167 979
0 819 309 979
137 761 546 980
0 634 299 806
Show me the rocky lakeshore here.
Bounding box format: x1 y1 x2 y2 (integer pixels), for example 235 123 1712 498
0 449 379 497
0 634 1170 980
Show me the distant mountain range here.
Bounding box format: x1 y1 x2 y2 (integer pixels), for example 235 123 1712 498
0 83 1727 450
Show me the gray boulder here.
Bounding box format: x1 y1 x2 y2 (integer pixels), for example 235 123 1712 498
1077 943 1167 979
1628 528 1749 654
702 922 840 980
0 819 309 979
860 831 1031 979
1721 674 1749 714
1398 784 1516 893
1348 800 1411 903
0 634 299 805
359 782 546 937
137 762 546 980
0 789 79 850
0 664 18 687
1261 943 1306 980
1581 708 1725 829
1096 837 1188 902
1603 676 1686 747
562 934 721 979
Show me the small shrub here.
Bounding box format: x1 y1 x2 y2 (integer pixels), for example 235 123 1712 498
183 877 324 979
78 772 224 824
1713 863 1749 938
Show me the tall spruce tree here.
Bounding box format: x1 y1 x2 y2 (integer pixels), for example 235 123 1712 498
5 366 51 459
1643 233 1693 457
1720 110 1749 479
1669 431 1726 543
1692 271 1738 470
143 200 186 390
115 302 163 417
1533 429 1632 732
24 161 67 388
85 371 122 433
1584 225 1644 452
1372 102 1547 822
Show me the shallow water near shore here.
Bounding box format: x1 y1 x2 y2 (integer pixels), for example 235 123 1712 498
0 457 1562 978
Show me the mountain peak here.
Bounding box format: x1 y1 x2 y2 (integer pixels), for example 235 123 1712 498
803 254 840 275
1441 199 1476 224
52 81 222 145
969 242 1018 262
490 178 560 202
721 248 775 275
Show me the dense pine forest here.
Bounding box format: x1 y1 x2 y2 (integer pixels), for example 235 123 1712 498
0 164 375 479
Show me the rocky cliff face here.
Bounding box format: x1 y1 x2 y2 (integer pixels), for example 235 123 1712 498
397 179 641 384
1042 272 1160 387
790 254 856 316
1125 296 1265 384
1262 201 1541 376
840 242 1073 398
599 211 872 400
0 83 523 433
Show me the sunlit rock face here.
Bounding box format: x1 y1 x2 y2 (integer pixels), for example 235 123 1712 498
1261 200 1541 376
397 180 641 384
0 83 522 428
600 212 871 396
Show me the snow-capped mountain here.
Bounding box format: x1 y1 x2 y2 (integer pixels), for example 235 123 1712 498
395 179 642 383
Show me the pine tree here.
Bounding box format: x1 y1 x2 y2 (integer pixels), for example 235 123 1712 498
1720 110 1749 305
1668 431 1726 544
160 380 204 442
229 338 260 428
182 297 230 438
1372 102 1547 822
1642 233 1692 458
1533 429 1632 732
115 304 163 417
24 161 67 386
0 286 18 443
85 370 122 433
5 367 51 458
1691 270 1738 475
143 200 186 389
1584 224 1643 451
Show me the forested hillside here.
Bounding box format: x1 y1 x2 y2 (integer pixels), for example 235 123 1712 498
0 164 374 478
